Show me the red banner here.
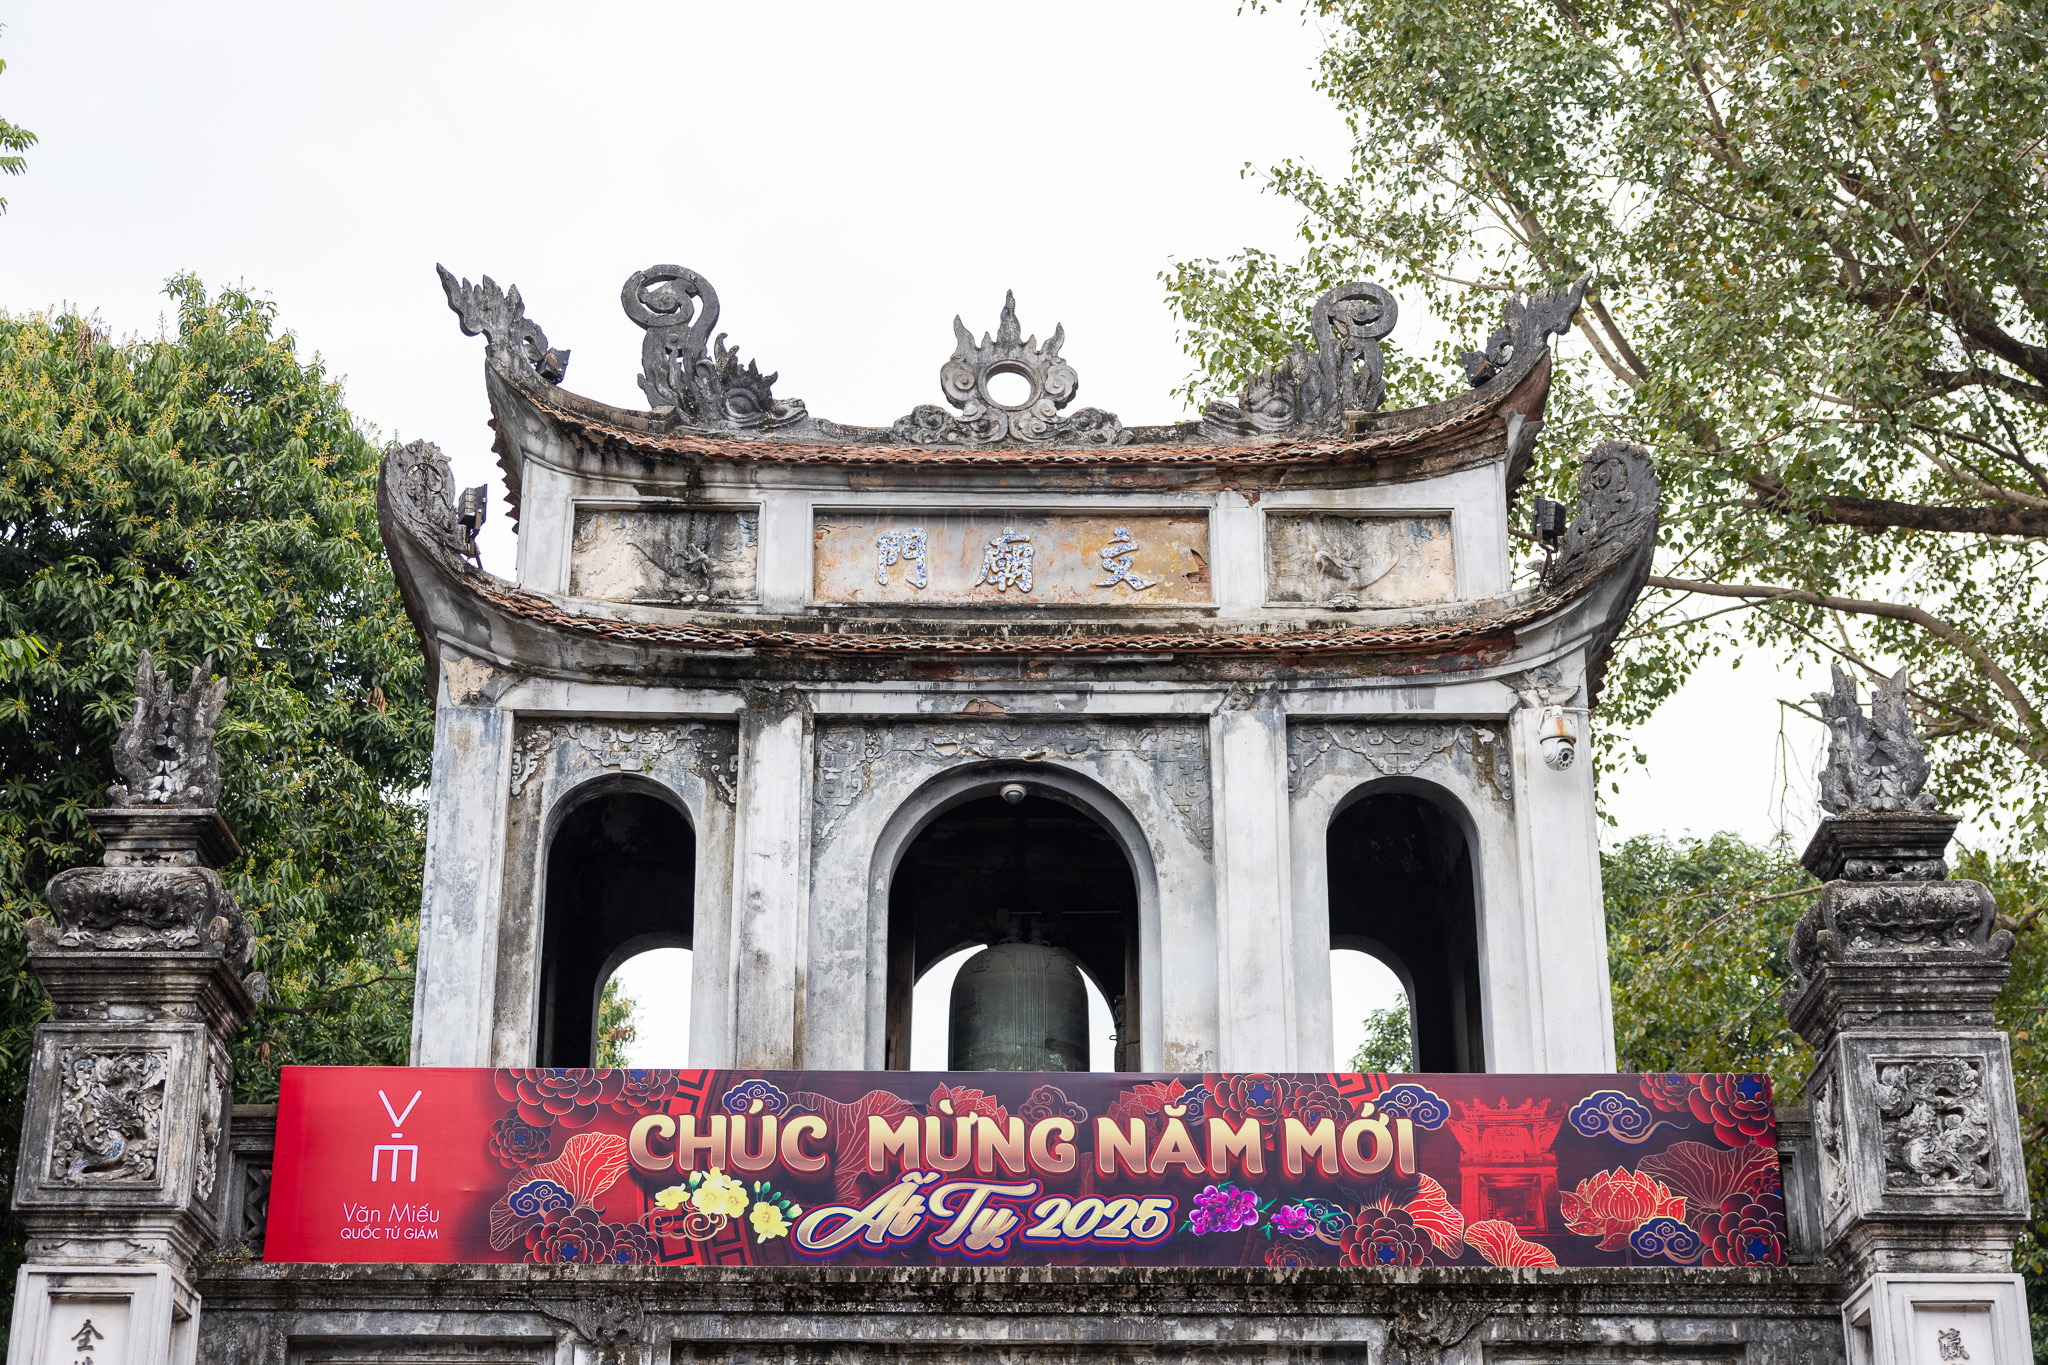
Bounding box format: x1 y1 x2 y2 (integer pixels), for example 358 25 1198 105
265 1067 1787 1268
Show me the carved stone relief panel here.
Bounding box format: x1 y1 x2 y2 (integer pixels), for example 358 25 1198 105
812 511 1212 606
813 721 1212 853
49 1046 169 1185
568 506 759 605
1288 721 1512 809
511 721 739 807
195 1046 228 1204
1874 1057 1996 1193
1814 1073 1849 1222
1265 512 1456 609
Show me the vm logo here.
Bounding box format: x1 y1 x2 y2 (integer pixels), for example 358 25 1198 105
372 1088 423 1181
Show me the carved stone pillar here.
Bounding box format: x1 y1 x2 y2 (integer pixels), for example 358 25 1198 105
1787 667 2034 1363
6 658 257 1365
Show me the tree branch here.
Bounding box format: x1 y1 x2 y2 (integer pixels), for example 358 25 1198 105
1746 479 2048 536
1646 575 2044 750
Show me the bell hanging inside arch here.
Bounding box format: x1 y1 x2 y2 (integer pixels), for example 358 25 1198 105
947 938 1090 1072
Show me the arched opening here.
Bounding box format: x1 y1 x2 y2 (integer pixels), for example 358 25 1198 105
885 789 1139 1071
1327 789 1483 1072
597 946 694 1066
538 786 694 1067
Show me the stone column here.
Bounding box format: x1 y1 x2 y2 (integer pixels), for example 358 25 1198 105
1504 665 1615 1072
1209 697 1296 1070
6 658 257 1365
409 660 514 1066
1787 667 2033 1363
733 686 810 1068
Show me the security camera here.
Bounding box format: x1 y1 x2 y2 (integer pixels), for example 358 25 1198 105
999 783 1027 805
1538 705 1578 771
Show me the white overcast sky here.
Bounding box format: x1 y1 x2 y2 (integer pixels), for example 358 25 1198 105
1 0 1894 888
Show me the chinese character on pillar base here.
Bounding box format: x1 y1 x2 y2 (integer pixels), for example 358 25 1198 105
1786 665 2032 1364
7 653 259 1365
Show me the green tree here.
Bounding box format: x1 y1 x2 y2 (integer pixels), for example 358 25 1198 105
596 976 639 1069
1167 0 2048 849
1601 832 2048 1344
0 28 35 215
1349 997 1414 1072
0 279 432 1321
1602 832 1817 1100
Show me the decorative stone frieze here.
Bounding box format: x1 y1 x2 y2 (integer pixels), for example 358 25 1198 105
510 720 739 807
1286 720 1512 809
812 721 1213 853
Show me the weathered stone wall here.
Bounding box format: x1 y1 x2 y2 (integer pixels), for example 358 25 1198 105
193 1264 1850 1365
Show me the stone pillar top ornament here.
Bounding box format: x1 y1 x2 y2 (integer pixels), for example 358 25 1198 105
25 653 252 970
1801 663 1955 884
1783 662 2028 1295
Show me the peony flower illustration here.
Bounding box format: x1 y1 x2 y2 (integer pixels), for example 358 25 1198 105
1270 1204 1314 1239
692 1169 748 1219
611 1069 680 1115
1340 1208 1436 1267
524 1206 657 1265
750 1201 791 1240
496 1068 626 1130
487 1109 555 1169
1638 1073 1694 1114
1206 1074 1285 1125
652 1184 690 1212
1560 1168 1688 1252
1689 1074 1776 1147
1702 1195 1787 1266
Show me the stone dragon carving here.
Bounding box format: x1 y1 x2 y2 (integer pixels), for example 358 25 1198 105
1200 282 1399 439
1874 1057 1995 1192
30 654 254 961
621 265 808 432
50 1047 169 1185
1814 663 1936 816
892 292 1129 447
437 265 569 383
109 651 226 808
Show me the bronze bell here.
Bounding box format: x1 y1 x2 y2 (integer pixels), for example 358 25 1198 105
947 939 1089 1072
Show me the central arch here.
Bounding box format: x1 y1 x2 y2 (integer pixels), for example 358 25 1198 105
868 766 1159 1072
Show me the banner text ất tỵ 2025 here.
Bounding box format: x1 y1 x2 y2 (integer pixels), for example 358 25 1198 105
263 1067 1786 1268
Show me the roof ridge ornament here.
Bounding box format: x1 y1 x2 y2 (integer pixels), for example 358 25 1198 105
621 265 808 433
1200 281 1398 440
436 265 569 384
1459 273 1591 386
892 292 1131 447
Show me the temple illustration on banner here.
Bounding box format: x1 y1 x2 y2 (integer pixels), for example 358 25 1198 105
5 265 2034 1364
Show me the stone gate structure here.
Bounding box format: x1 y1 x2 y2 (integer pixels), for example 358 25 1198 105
5 266 2034 1364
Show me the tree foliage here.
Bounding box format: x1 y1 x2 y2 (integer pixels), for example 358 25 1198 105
0 279 432 1303
1168 0 2048 848
1348 997 1414 1072
596 976 639 1069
